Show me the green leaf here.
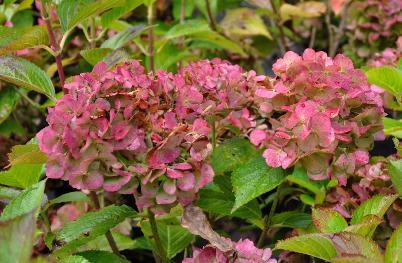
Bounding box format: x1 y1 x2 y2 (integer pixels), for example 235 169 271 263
383 117 402 138
211 138 258 174
300 194 316 206
366 66 402 101
61 255 90 263
312 208 348 234
0 163 43 188
7 144 47 166
47 192 90 208
0 118 25 137
0 86 20 125
54 205 137 255
140 219 193 259
0 210 36 263
102 48 131 69
164 19 210 39
231 155 285 212
190 31 247 56
0 180 46 221
57 0 125 33
220 8 272 39
85 231 149 252
101 0 143 28
276 233 338 261
101 24 147 49
287 165 327 194
350 194 398 225
0 56 55 100
271 211 312 229
331 232 382 261
388 160 402 196
344 215 382 238
155 43 198 71
0 186 20 200
0 25 48 55
198 176 262 225
385 224 402 263
80 48 112 65
76 250 129 263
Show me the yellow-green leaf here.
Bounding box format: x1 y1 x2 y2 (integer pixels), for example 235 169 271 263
280 1 326 22
0 25 48 55
220 8 272 39
350 195 398 225
312 208 348 234
7 144 47 166
276 233 338 261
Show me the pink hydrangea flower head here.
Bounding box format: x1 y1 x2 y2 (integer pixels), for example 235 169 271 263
343 0 402 66
251 49 384 181
38 61 156 193
183 239 276 263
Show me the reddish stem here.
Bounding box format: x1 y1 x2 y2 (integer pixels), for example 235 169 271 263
40 1 66 93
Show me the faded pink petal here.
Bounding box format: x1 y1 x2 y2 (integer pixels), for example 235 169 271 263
250 129 266 146
177 172 196 191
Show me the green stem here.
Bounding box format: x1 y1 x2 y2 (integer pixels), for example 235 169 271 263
89 17 97 48
257 184 282 247
15 89 42 110
269 0 288 53
148 209 167 262
211 119 216 149
324 0 334 56
89 192 121 256
205 0 217 31
147 2 155 72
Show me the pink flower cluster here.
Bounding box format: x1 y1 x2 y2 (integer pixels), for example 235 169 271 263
38 58 263 214
366 37 402 109
183 239 276 263
325 156 400 227
37 61 153 193
38 50 384 212
344 0 402 64
249 49 384 182
367 37 402 68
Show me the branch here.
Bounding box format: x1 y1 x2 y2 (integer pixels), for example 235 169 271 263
180 0 185 24
40 0 66 93
309 26 317 49
147 2 155 72
324 0 335 56
257 184 282 247
89 17 97 48
330 2 350 57
205 0 217 31
269 0 289 54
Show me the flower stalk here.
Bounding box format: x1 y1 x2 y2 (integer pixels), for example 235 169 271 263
89 191 121 256
148 209 168 263
257 184 282 247
147 1 155 72
205 0 217 31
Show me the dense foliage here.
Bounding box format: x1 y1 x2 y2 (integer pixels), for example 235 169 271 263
0 0 401 263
